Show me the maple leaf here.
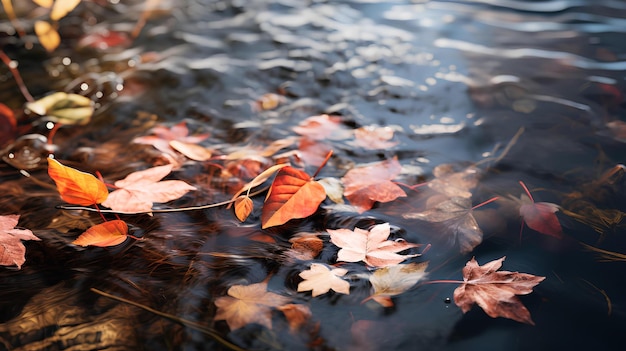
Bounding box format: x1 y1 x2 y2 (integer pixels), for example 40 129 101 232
328 223 420 268
342 157 407 213
133 121 209 157
453 256 545 325
48 158 109 206
297 263 350 297
72 220 129 247
214 281 290 330
518 181 563 238
102 164 196 213
292 114 352 141
261 166 326 229
404 196 483 254
0 215 40 269
366 262 429 307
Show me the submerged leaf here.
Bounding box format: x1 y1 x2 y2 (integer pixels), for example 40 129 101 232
0 215 40 269
453 256 545 325
72 220 128 247
342 157 406 213
48 158 108 206
367 262 429 307
518 181 563 238
298 263 350 297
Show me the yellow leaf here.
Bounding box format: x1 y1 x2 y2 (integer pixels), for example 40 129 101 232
50 0 81 21
25 92 94 125
32 0 53 8
34 20 60 52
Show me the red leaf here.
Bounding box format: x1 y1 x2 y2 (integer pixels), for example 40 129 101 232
342 157 407 213
453 256 545 325
0 214 40 269
47 158 109 206
518 181 563 238
261 166 326 229
72 220 129 247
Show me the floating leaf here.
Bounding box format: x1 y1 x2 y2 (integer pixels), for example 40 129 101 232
47 158 108 206
288 232 324 260
34 20 60 52
367 262 429 307
298 263 350 297
214 281 290 330
234 195 254 222
102 164 196 213
428 164 479 198
453 256 545 325
352 125 398 149
169 140 212 161
342 157 406 213
230 163 289 201
25 92 94 125
72 220 128 247
50 0 82 21
261 166 326 229
133 121 209 157
518 181 563 238
328 223 420 268
0 215 40 269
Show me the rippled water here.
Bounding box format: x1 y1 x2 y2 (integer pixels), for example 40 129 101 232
1 0 626 350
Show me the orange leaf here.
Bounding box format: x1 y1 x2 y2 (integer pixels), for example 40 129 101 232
342 157 406 213
261 166 326 229
234 196 254 222
50 0 82 21
47 158 108 206
34 20 60 52
72 220 129 247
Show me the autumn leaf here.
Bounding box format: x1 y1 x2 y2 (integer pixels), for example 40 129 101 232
34 21 60 52
214 281 291 330
261 166 326 229
0 215 40 269
169 140 212 161
26 92 94 125
50 0 82 21
366 262 429 307
352 125 398 149
133 121 209 158
297 263 350 297
518 181 563 238
342 157 407 213
404 196 483 254
102 164 196 213
48 158 109 206
297 137 334 167
72 220 129 247
230 163 289 202
276 304 312 332
328 223 420 268
292 114 352 141
287 232 324 260
427 164 479 198
453 256 545 325
234 195 254 222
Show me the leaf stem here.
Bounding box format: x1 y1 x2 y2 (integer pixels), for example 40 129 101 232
0 50 34 102
472 196 499 210
519 181 534 202
312 150 333 178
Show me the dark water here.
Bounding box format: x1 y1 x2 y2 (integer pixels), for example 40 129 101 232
1 0 626 350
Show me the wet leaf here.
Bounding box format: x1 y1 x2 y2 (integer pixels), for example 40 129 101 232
404 197 483 254
342 157 406 213
293 114 352 141
328 223 420 268
318 177 344 204
261 166 326 229
276 304 312 332
297 137 334 167
133 121 209 157
72 220 128 247
297 263 350 297
288 232 324 260
169 140 212 161
234 195 254 222
214 281 290 330
50 0 82 21
367 262 429 307
230 163 289 201
518 181 563 238
102 164 196 213
47 158 109 206
26 92 94 125
34 21 60 52
352 125 398 149
0 215 40 269
453 256 545 325
428 164 479 198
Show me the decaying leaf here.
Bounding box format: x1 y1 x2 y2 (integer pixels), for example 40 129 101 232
518 181 563 238
342 157 407 213
72 220 129 247
261 166 326 229
453 256 545 325
366 262 429 307
48 158 109 206
26 92 94 125
328 223 420 268
234 195 254 222
298 263 350 297
214 281 291 330
0 215 41 269
34 21 60 52
102 164 196 213
404 197 483 254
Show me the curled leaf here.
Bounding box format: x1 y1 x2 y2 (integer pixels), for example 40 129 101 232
47 158 108 206
72 220 129 247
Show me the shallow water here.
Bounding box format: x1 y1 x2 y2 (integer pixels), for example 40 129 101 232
1 0 626 350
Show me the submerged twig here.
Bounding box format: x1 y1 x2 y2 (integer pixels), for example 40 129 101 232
0 49 34 102
476 127 525 168
90 288 245 351
580 279 612 316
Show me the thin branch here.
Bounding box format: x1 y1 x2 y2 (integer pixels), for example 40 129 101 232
0 49 34 102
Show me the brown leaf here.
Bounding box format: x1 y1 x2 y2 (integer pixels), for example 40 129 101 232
453 256 545 325
214 281 290 330
298 263 350 297
288 232 324 260
72 220 129 247
0 215 40 269
367 262 429 307
342 157 407 213
234 195 254 222
428 164 479 198
276 304 312 332
328 223 420 268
